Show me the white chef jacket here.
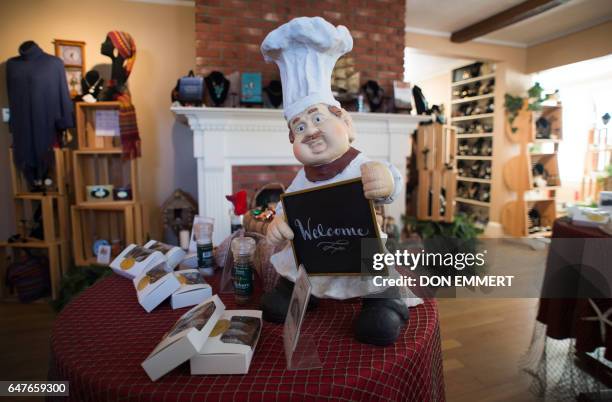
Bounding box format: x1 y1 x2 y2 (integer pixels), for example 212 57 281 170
272 152 423 307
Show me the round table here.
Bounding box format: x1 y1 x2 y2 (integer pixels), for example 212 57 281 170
50 275 444 401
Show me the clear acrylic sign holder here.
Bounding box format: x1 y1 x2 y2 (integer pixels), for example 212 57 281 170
283 265 322 370
219 230 243 294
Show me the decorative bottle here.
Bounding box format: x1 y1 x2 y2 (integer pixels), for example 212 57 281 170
231 236 256 305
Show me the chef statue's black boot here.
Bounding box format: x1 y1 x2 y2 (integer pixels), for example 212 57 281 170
354 287 409 346
261 276 318 323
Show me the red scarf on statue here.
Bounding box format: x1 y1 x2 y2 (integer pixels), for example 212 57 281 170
107 31 141 159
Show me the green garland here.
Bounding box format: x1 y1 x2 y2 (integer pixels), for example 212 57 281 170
50 265 112 312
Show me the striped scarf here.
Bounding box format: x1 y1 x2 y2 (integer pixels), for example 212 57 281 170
107 31 140 159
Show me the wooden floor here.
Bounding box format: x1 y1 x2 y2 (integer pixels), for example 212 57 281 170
0 298 540 401
0 301 56 381
439 298 540 402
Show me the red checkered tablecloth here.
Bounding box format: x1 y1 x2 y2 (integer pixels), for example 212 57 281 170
49 275 444 401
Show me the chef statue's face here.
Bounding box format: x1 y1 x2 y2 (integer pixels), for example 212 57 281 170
288 103 355 166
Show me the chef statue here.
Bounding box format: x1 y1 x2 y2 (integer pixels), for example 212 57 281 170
261 17 422 346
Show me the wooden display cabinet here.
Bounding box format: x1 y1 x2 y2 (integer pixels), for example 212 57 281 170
526 200 556 237
12 195 68 244
501 101 562 237
450 61 497 226
9 148 71 196
415 123 457 222
4 147 72 301
72 150 139 206
71 203 144 267
71 102 145 267
75 102 122 150
0 242 65 301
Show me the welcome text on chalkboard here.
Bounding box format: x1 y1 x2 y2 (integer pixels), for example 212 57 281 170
281 178 385 276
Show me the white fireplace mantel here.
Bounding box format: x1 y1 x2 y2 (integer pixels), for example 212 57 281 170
172 106 430 244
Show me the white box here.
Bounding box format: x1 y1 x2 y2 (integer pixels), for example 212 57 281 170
133 262 182 313
144 240 186 270
171 269 213 310
570 206 611 227
179 252 198 269
109 244 165 279
190 310 262 375
142 295 225 381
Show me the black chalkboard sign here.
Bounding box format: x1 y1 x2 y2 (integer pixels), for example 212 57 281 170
281 178 385 276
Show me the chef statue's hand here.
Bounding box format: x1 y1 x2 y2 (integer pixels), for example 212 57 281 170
266 213 294 246
361 161 394 200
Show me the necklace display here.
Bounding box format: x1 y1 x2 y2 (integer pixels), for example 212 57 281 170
362 80 384 112
85 76 102 94
205 71 230 106
263 80 283 108
80 70 104 102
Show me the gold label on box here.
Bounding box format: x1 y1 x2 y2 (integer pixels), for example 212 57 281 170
210 319 230 337
137 276 149 291
120 257 135 270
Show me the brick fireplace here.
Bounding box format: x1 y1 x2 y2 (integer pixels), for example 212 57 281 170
172 106 429 244
232 165 301 200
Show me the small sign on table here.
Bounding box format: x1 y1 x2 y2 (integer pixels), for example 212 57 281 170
283 266 321 370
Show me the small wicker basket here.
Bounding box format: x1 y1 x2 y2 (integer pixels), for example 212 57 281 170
243 183 285 235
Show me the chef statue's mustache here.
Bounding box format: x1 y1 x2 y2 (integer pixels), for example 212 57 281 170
302 131 323 144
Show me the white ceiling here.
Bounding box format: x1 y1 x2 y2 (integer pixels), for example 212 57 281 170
404 48 472 82
406 0 612 47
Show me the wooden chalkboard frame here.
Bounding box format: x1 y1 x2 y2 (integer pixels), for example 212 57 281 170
280 178 386 276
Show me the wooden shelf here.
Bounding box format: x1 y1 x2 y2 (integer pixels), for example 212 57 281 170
0 239 62 248
533 138 562 144
74 149 122 155
456 197 490 207
14 193 62 199
77 101 121 108
74 201 136 210
457 176 491 184
531 185 560 190
530 152 556 157
451 73 496 87
457 133 494 138
451 93 494 104
456 155 493 161
451 113 494 122
527 230 552 238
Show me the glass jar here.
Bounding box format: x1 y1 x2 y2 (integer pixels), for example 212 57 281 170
197 222 214 276
230 236 256 304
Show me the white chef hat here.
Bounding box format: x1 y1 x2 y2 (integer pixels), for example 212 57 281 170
261 16 353 121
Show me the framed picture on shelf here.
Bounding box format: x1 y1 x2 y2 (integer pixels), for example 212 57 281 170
54 39 85 68
54 39 86 98
65 68 83 96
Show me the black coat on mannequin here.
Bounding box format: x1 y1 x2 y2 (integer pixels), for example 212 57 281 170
6 41 73 185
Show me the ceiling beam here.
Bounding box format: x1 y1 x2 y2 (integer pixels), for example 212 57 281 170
450 0 568 43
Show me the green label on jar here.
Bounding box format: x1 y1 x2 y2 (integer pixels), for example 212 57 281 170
234 262 253 296
197 243 213 269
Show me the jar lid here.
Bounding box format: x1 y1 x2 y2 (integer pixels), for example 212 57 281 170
231 236 256 255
